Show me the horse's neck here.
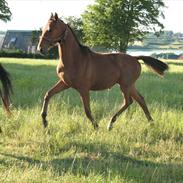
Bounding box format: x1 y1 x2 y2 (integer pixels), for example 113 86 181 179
58 28 81 68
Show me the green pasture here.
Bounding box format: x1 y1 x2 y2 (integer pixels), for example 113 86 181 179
0 58 183 183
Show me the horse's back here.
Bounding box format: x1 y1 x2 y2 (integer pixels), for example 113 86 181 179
92 52 141 78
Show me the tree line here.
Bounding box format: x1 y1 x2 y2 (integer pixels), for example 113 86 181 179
143 31 183 47
1 0 166 53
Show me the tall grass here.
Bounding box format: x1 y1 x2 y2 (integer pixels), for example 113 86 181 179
0 58 183 183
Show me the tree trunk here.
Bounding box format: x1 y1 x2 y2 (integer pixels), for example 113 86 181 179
119 41 127 53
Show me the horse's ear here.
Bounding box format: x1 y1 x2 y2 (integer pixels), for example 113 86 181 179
50 13 53 19
54 13 58 20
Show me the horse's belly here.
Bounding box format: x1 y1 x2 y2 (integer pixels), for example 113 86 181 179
90 75 118 90
90 82 116 90
90 67 120 90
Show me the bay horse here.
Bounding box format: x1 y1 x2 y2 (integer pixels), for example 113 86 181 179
37 13 168 130
0 64 12 132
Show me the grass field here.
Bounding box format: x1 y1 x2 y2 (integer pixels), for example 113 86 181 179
0 58 183 183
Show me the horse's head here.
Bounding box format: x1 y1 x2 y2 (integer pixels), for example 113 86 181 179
37 13 67 54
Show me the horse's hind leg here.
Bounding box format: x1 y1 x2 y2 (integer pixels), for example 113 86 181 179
107 86 133 131
130 85 153 122
79 89 98 130
41 80 69 128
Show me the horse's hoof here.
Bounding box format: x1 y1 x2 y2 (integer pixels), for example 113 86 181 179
93 123 99 130
107 123 113 131
42 119 48 128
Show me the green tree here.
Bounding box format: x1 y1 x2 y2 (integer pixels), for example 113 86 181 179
82 0 165 52
0 0 11 22
32 30 40 46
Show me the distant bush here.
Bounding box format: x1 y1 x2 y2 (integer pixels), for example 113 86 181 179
0 49 58 59
151 52 180 59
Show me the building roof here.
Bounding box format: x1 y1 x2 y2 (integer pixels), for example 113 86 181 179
2 30 34 52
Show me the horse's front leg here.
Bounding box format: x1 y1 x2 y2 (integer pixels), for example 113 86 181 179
78 89 98 130
41 80 69 128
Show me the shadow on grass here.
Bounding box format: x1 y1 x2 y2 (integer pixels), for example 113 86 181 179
1 141 183 182
1 61 182 182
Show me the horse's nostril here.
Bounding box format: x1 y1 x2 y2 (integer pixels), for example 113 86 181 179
37 45 42 53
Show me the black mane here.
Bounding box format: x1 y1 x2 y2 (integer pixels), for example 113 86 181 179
67 25 92 54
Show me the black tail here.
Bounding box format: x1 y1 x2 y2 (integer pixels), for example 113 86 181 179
134 56 168 76
0 64 13 113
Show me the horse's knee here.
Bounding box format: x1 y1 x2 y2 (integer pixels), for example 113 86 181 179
138 93 145 101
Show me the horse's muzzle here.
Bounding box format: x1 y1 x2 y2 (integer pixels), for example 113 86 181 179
37 45 46 55
37 44 43 53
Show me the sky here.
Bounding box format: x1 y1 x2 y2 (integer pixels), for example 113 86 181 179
0 0 183 33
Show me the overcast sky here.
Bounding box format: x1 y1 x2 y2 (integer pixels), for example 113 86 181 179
0 0 183 33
